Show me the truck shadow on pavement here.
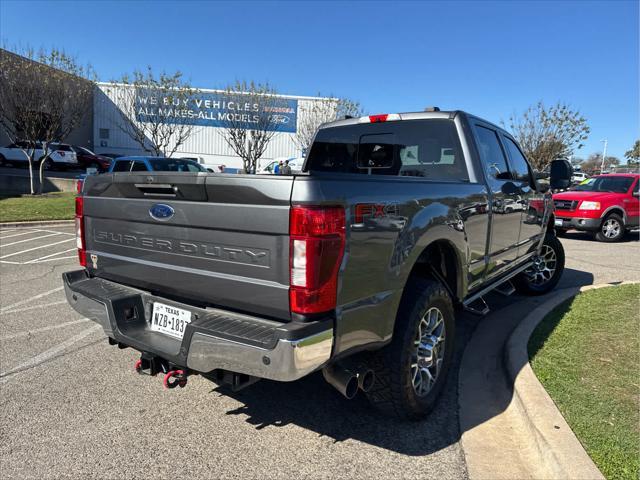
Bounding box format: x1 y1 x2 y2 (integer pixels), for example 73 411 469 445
214 267 594 456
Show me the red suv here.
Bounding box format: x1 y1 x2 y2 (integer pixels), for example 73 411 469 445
553 173 639 242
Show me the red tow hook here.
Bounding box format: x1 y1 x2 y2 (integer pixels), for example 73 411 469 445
163 369 188 389
134 359 143 374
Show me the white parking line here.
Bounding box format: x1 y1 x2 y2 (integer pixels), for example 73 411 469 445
0 324 101 381
1 318 91 340
0 286 64 313
25 248 76 264
37 229 75 236
0 238 74 259
0 232 62 247
36 256 77 263
0 230 42 240
0 300 69 315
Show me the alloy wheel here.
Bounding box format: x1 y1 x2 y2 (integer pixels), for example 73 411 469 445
602 218 621 239
411 307 446 397
524 245 557 286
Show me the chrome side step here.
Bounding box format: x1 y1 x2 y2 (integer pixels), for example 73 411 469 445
464 297 489 315
495 280 516 297
462 261 533 316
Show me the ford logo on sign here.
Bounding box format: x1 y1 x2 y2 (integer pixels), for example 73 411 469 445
149 204 175 221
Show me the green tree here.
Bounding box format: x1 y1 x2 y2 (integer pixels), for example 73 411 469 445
505 101 590 171
624 140 640 165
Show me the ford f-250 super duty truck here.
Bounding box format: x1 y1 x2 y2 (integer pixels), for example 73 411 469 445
63 109 573 419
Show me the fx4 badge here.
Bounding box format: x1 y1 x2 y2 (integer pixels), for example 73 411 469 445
353 203 401 227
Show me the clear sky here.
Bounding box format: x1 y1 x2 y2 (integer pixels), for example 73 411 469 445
1 0 638 160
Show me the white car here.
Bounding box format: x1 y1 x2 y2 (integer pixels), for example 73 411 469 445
257 157 305 174
571 172 589 183
0 141 78 170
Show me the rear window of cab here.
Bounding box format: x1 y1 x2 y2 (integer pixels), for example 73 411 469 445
306 119 468 181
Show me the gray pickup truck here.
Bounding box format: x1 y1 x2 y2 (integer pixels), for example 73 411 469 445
64 109 572 419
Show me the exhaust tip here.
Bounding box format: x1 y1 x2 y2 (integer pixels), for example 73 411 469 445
358 370 375 393
344 375 359 399
323 365 359 399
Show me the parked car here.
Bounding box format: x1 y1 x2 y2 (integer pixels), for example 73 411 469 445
0 141 78 170
64 109 571 419
71 146 112 172
257 157 304 174
571 172 589 184
570 177 596 191
553 174 640 241
494 197 525 214
108 156 208 173
98 152 125 160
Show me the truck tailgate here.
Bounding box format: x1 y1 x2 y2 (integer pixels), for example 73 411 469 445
82 173 294 320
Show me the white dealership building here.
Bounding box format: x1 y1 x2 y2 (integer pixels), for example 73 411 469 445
93 83 328 171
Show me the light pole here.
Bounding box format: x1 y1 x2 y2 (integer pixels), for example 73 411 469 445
600 139 608 173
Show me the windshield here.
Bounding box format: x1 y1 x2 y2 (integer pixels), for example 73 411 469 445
577 176 634 193
148 158 206 172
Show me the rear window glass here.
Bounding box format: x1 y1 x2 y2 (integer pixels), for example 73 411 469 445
149 159 206 172
306 119 468 181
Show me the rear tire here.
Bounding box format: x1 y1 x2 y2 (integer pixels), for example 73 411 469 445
514 234 565 295
595 214 625 242
365 277 455 420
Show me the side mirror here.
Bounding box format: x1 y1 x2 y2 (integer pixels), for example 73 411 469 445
549 159 572 190
501 181 522 196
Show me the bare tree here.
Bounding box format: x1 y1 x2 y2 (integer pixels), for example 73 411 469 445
0 47 95 194
218 81 291 173
581 153 621 173
109 67 199 157
505 101 590 171
294 95 363 154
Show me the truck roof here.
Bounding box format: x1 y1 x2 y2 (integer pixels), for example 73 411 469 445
318 109 507 135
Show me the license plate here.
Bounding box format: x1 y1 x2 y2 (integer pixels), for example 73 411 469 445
554 219 563 226
150 302 191 340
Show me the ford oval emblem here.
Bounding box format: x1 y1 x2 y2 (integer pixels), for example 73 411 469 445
149 203 174 221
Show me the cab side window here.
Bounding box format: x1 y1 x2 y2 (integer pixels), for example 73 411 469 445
130 161 148 172
112 160 132 172
474 126 510 180
503 136 533 184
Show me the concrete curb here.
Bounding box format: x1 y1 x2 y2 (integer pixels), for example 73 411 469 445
503 282 638 479
0 220 74 228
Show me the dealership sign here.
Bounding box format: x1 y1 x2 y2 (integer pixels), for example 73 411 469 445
135 91 298 133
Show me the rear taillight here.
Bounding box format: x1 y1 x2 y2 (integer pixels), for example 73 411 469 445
75 195 86 267
289 206 345 315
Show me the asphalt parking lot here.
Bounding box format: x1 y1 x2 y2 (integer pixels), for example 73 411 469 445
1 225 638 479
